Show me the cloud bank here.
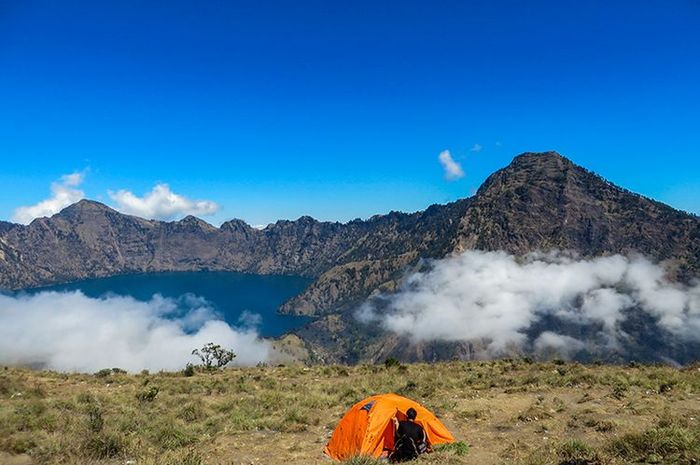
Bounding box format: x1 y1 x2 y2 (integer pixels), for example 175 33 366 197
357 251 700 357
438 150 465 181
0 291 272 372
108 184 220 220
12 172 85 224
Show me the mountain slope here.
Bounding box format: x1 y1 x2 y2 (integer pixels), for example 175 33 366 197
1 151 699 363
454 152 699 278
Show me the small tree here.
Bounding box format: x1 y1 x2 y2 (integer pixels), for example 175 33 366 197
191 343 236 370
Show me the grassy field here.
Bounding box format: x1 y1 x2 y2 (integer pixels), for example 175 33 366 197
1 360 699 465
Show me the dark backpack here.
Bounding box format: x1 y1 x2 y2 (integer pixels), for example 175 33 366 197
389 435 420 462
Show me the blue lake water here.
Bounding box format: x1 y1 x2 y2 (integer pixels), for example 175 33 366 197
24 272 313 337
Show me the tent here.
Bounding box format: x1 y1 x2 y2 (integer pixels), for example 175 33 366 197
324 393 455 461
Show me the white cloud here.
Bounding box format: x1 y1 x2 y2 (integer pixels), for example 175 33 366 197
357 250 700 358
12 172 86 224
108 183 219 220
0 291 273 372
533 332 586 358
470 143 483 152
438 150 465 181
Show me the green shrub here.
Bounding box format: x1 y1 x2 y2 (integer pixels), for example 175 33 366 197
558 439 600 464
177 401 205 422
183 363 196 377
151 422 197 450
607 425 699 463
82 433 124 459
384 357 401 369
137 386 159 403
77 392 96 404
434 441 470 456
86 404 104 433
191 342 236 370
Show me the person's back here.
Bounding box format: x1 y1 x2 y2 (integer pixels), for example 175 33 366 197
391 408 429 462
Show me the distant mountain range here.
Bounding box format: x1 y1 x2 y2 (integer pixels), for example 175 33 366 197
1 152 698 363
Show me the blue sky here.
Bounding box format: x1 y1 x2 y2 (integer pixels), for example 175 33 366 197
1 0 698 225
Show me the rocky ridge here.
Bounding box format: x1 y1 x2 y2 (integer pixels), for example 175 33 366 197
1 152 698 363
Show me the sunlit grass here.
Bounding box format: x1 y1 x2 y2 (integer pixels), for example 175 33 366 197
0 360 698 464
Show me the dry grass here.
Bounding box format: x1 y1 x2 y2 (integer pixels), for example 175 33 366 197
0 360 699 464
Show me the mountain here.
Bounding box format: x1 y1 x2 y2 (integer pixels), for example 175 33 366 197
1 152 698 363
454 152 699 274
297 152 700 363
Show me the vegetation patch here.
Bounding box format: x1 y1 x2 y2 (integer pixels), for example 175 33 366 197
607 420 700 463
434 441 470 456
0 361 696 465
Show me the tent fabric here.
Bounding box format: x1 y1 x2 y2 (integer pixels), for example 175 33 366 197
324 393 455 461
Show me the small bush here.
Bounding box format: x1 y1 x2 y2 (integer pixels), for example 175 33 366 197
607 425 700 463
94 368 112 378
595 420 616 433
384 357 401 369
86 404 104 433
558 439 600 465
434 441 470 456
77 392 96 404
137 386 159 403
82 433 124 459
151 423 197 450
177 401 205 422
191 342 236 370
183 363 196 377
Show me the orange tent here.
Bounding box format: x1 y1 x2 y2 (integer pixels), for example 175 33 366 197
324 393 455 461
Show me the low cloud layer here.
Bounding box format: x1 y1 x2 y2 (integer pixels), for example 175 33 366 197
438 150 465 181
0 291 272 372
357 251 700 357
12 172 85 224
109 184 219 220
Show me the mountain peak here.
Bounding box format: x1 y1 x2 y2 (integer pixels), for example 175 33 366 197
513 150 565 160
509 151 575 170
55 199 116 217
174 215 216 231
475 151 578 196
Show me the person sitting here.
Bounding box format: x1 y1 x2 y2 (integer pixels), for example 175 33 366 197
389 407 431 462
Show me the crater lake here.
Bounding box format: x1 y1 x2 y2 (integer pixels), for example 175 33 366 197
18 272 313 337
